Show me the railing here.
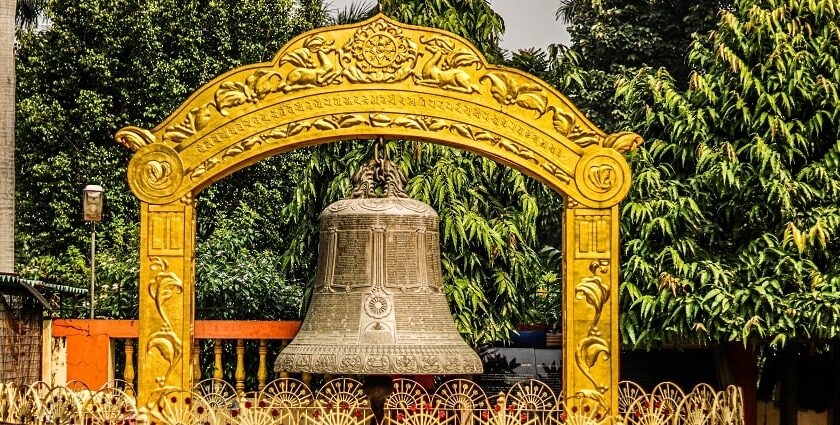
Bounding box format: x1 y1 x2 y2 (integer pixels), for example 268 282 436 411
0 378 744 425
47 319 301 393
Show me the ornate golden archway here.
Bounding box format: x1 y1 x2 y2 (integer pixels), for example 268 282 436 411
115 14 641 421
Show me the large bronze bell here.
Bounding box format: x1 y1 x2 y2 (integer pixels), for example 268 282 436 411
275 154 482 375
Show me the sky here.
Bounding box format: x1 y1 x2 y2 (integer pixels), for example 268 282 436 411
326 0 571 51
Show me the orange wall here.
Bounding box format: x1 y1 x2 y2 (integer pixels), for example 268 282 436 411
51 319 301 389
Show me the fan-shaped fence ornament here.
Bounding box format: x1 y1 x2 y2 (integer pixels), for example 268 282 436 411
316 378 370 412
98 378 136 394
259 378 314 409
506 380 558 411
194 378 239 412
85 386 138 424
558 393 609 425
385 379 430 411
617 381 645 417
713 386 745 425
29 381 53 399
152 389 217 425
674 383 716 425
221 397 282 425
9 385 41 424
0 378 744 425
40 385 85 424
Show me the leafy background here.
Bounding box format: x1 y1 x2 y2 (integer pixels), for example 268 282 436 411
12 0 840 359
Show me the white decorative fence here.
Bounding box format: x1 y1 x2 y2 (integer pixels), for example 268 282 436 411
0 378 743 424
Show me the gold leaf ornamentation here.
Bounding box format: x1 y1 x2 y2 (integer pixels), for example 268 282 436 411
587 164 615 192
575 336 610 393
287 121 311 136
603 131 643 153
214 70 284 116
222 136 263 159
569 125 601 149
143 160 173 190
338 114 367 128
186 158 220 181
370 113 392 127
115 127 155 151
163 104 213 144
415 36 482 93
575 275 610 335
496 139 538 164
147 257 184 386
480 72 548 115
312 117 340 131
549 106 575 136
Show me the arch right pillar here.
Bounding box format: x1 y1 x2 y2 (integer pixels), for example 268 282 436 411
562 202 619 419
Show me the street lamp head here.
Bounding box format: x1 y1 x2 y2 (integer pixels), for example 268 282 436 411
83 185 104 222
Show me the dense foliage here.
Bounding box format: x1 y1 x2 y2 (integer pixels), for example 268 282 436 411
617 0 840 347
14 0 840 352
553 0 722 127
15 0 328 319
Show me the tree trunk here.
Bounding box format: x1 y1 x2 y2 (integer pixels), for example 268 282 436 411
780 347 799 425
0 0 15 272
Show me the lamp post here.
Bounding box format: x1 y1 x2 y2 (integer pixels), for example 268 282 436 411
83 185 104 319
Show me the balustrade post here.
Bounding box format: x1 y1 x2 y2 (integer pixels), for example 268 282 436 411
124 339 136 396
213 338 223 381
235 339 246 395
192 339 201 384
258 339 268 390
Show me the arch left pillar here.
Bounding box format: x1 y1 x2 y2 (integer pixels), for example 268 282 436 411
136 198 196 407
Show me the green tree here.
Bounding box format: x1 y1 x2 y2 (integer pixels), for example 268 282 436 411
14 0 328 318
554 0 722 127
616 0 840 348
16 0 46 28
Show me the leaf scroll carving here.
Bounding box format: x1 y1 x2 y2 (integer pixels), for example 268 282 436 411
575 336 610 393
214 70 284 116
115 127 155 151
574 259 612 394
481 72 548 115
147 257 184 386
603 132 643 153
163 104 213 144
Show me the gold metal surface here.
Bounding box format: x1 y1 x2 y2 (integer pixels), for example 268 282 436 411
275 159 482 375
114 13 642 422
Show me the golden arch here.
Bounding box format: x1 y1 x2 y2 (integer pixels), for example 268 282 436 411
116 14 641 422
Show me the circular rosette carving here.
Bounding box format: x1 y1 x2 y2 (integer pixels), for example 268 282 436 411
128 144 184 202
364 292 392 318
574 149 630 205
343 19 419 82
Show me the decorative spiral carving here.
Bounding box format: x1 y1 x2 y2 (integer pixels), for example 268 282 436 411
128 144 184 202
574 149 628 204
